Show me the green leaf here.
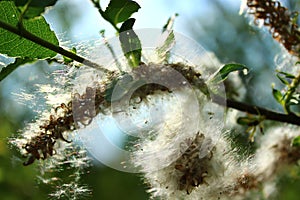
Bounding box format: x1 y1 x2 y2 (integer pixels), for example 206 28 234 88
162 13 178 32
119 18 141 68
292 136 300 147
210 63 248 84
105 73 133 102
13 0 57 19
0 1 59 58
105 73 146 102
156 30 175 63
156 14 178 63
102 0 140 26
276 73 290 85
272 87 284 104
277 71 296 79
0 58 34 82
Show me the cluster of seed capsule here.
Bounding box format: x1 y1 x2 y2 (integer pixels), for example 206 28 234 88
272 135 300 169
131 63 209 100
22 63 206 166
174 132 216 194
23 102 74 165
23 85 107 166
247 0 300 56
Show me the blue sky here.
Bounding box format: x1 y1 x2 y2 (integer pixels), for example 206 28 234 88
45 0 240 41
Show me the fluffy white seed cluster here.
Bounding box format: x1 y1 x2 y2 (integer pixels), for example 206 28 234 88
131 110 300 200
130 83 234 199
9 27 299 200
10 66 93 199
49 182 91 199
11 122 92 199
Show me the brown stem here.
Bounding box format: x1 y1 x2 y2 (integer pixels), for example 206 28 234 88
212 95 300 126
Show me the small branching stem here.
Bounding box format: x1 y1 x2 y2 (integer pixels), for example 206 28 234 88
17 0 32 29
283 71 300 113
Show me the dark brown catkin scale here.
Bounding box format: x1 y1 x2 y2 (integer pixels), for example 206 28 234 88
174 132 215 194
247 0 300 56
23 103 74 166
272 135 300 169
22 63 207 165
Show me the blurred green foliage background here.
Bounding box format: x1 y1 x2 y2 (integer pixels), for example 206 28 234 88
1 0 300 199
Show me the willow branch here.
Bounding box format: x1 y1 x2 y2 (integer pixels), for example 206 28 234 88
1 18 299 126
0 19 111 73
212 95 300 126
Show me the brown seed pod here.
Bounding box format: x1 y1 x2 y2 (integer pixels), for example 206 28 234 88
247 0 300 56
174 132 215 194
23 102 76 165
23 133 56 166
